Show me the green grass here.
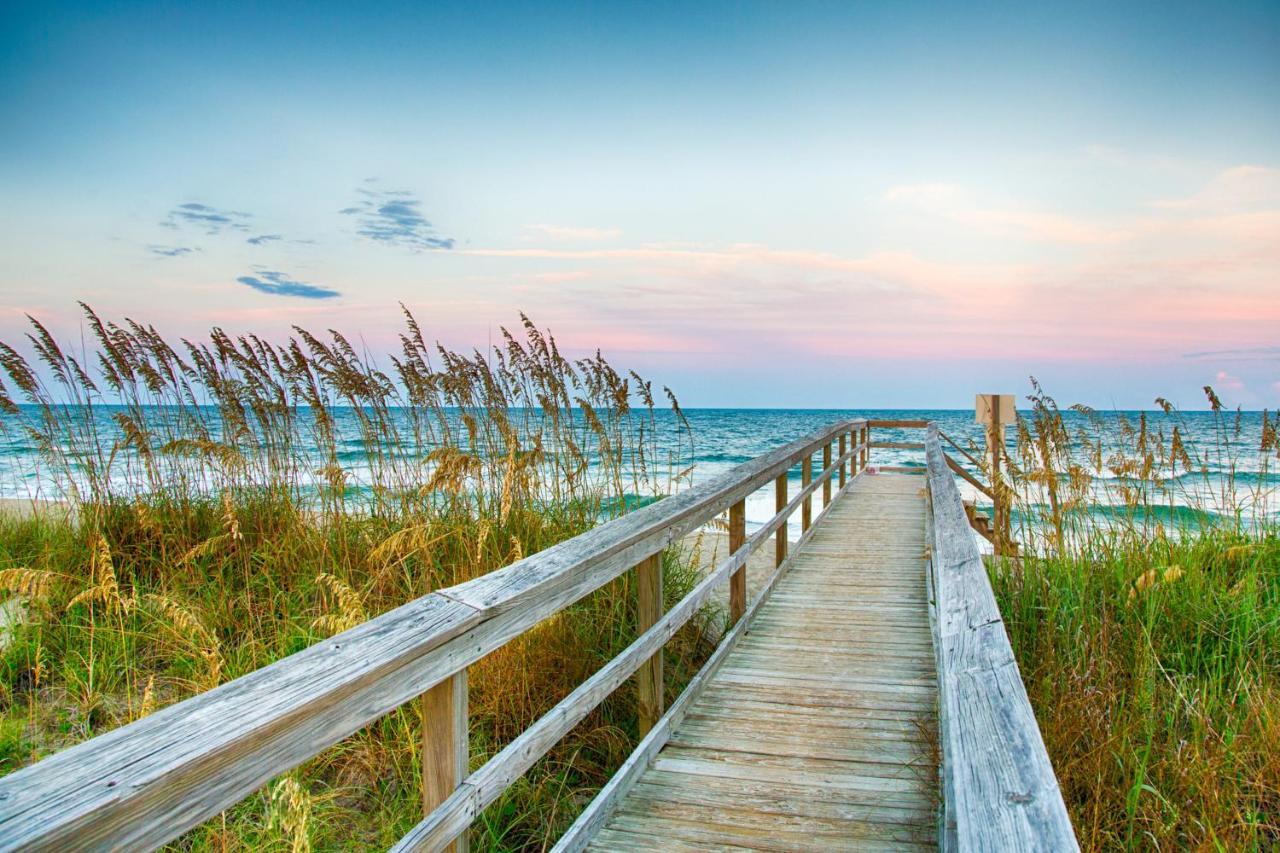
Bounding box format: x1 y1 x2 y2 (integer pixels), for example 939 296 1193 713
0 306 710 851
991 384 1280 850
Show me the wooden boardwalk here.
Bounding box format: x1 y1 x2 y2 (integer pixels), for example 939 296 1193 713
0 420 1077 852
588 473 938 851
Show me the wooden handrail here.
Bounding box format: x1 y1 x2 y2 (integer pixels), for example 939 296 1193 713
923 425 1076 851
869 440 925 451
944 452 995 500
0 419 867 851
865 418 929 428
939 429 984 470
554 442 866 851
396 440 864 850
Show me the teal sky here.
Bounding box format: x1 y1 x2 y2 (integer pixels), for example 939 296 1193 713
2 1 1277 408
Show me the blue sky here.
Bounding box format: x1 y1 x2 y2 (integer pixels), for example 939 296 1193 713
1 1 1277 408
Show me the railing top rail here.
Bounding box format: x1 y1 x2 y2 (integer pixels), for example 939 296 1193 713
865 418 930 428
0 418 866 851
923 424 1077 851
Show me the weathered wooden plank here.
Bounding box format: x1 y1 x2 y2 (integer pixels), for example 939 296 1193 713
728 499 746 624
924 425 1077 851
628 775 936 830
822 442 833 505
654 745 938 790
610 802 934 849
774 472 788 567
801 455 813 531
422 671 469 853
635 551 663 737
870 440 926 450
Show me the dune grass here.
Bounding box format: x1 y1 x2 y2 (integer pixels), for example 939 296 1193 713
991 384 1280 849
0 306 710 850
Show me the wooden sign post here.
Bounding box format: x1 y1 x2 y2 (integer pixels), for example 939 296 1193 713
975 394 1015 555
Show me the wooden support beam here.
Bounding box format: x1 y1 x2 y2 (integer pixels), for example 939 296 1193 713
860 426 869 469
838 434 847 488
801 456 813 532
822 443 832 506
635 552 664 736
774 473 788 568
422 672 469 853
728 499 747 624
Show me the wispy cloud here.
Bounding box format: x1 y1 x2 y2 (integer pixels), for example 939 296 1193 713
161 202 251 234
1184 346 1280 360
246 234 283 246
147 245 197 258
236 269 340 300
1151 165 1280 212
340 184 454 250
522 223 622 242
884 183 1127 245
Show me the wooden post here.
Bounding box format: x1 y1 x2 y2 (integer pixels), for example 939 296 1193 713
801 455 813 532
822 443 832 506
859 426 869 470
838 434 847 488
635 551 664 736
774 472 788 567
729 499 747 624
422 671 468 853
990 396 1003 554
976 394 1016 557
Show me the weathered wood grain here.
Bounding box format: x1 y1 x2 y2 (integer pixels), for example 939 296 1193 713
924 425 1078 851
866 419 930 428
635 551 664 736
421 671 469 853
728 500 746 624
774 472 788 568
801 456 813 531
870 440 926 451
822 443 832 505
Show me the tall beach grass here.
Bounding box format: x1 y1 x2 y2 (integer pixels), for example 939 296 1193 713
0 305 708 850
992 383 1280 849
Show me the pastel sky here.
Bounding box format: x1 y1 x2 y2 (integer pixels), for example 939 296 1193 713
2 1 1278 409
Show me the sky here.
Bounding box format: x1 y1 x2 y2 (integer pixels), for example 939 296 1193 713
1 1 1278 409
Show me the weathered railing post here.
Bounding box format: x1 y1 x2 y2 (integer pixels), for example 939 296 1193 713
861 425 870 468
728 499 747 623
822 442 832 506
422 672 469 853
635 551 664 736
774 472 788 567
977 394 1016 557
838 434 847 488
801 455 813 532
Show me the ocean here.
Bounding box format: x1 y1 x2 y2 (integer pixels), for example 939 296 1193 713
1 406 1276 535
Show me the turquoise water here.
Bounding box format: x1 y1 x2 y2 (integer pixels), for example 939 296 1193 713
1 406 1276 535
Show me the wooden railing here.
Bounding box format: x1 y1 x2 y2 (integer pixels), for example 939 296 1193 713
923 424 1077 851
0 419 872 852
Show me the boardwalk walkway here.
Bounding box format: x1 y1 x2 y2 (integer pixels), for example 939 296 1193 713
588 473 938 851
0 420 1077 852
